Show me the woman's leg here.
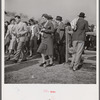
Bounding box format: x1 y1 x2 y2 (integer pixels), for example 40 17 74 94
29 39 33 57
39 53 46 67
48 55 53 64
41 53 46 63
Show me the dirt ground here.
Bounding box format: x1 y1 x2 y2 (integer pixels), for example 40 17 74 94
5 52 96 84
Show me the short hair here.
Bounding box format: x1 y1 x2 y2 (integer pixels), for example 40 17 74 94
29 19 35 24
29 19 34 22
14 15 21 19
10 18 15 23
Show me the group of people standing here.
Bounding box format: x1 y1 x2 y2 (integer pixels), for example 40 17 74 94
5 12 90 71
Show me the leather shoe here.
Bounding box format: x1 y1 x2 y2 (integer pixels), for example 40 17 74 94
39 62 46 67
47 63 53 67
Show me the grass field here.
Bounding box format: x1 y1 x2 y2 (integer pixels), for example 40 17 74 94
5 51 96 84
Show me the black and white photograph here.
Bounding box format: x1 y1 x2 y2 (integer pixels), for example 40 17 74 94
4 0 97 84
2 0 99 100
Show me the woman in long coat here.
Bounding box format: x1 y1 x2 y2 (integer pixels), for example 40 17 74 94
37 14 54 67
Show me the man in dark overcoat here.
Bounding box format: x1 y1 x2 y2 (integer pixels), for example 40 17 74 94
55 16 65 64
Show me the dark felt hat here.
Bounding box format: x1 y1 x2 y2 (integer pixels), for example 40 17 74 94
48 15 53 20
78 12 86 18
56 16 62 21
42 14 49 19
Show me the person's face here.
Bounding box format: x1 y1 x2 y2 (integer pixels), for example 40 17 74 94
56 20 60 25
15 17 20 23
42 16 47 23
53 20 58 28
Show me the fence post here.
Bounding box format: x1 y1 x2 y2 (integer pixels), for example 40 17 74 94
65 27 68 63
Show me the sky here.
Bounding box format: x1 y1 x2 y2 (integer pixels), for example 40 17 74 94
5 0 96 25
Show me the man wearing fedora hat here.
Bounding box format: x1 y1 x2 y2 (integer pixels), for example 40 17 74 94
70 12 89 71
55 16 65 64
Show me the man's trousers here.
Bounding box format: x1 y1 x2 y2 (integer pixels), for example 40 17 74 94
71 41 84 69
13 41 26 61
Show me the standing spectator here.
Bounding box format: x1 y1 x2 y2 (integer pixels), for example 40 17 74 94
5 18 17 61
89 24 96 50
35 21 41 47
65 22 72 48
55 16 65 64
29 19 40 57
85 31 91 50
23 21 31 56
5 21 9 36
5 21 10 54
70 12 89 71
52 19 59 61
11 15 28 63
27 22 32 55
37 14 54 67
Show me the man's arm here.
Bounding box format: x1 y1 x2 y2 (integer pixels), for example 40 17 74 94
19 23 28 35
85 21 89 32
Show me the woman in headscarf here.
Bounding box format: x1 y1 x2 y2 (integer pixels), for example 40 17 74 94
37 14 54 67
